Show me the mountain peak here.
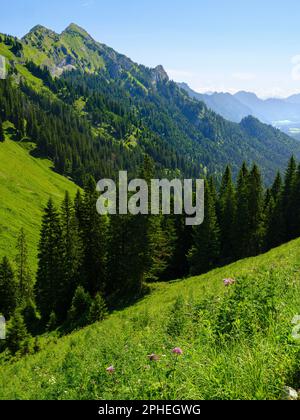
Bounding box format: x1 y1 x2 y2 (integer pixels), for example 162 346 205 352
151 65 169 83
62 23 92 39
26 24 57 36
23 25 58 42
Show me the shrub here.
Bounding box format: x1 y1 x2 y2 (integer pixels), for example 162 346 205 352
89 293 108 324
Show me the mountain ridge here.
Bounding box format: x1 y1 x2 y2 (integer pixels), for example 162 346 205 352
179 82 300 139
1 23 300 183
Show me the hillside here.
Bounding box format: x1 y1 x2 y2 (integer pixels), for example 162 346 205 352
1 238 300 400
0 123 79 268
1 26 300 183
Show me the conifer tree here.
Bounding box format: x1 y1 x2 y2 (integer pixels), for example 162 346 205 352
60 192 82 317
81 176 107 296
0 257 17 318
89 293 108 323
282 156 297 240
218 166 236 263
6 309 31 355
188 180 220 275
266 173 285 249
234 162 250 259
247 165 265 256
35 198 64 322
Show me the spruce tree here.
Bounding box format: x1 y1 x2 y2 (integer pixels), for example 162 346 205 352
188 180 220 275
35 198 64 322
266 172 285 249
234 163 250 259
81 176 107 296
282 156 297 241
6 309 31 355
218 166 236 263
0 257 17 318
247 165 265 256
60 192 82 318
89 293 108 323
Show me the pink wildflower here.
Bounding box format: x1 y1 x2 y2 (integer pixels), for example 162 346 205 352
106 366 115 373
223 278 235 286
172 347 183 355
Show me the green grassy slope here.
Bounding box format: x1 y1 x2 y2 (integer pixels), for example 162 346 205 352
1 238 300 400
0 125 79 269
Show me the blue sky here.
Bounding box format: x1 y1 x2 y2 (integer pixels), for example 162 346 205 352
1 0 300 97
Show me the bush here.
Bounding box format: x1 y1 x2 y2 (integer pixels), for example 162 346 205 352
89 293 108 324
6 309 32 355
68 286 91 327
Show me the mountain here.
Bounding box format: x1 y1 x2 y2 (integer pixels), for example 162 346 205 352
1 236 300 399
0 122 79 268
1 25 300 185
180 82 300 140
178 82 253 123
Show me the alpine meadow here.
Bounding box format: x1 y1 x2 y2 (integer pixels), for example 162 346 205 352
1 0 300 404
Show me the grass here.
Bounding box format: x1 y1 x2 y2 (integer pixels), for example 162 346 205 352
1 238 300 400
0 123 79 269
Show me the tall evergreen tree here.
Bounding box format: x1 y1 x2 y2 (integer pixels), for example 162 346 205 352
234 163 250 259
247 165 265 256
282 156 297 241
80 176 107 296
0 257 17 318
59 191 83 318
35 199 64 322
188 180 220 275
218 166 236 263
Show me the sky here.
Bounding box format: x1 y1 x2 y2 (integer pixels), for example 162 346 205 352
1 0 300 98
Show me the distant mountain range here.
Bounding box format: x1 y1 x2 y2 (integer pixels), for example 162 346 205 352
178 82 300 140
1 23 300 185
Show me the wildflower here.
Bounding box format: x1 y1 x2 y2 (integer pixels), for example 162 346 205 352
106 365 115 373
148 353 160 361
172 347 183 355
223 278 235 286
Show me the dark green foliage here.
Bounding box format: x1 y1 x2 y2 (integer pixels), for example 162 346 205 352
234 163 250 259
68 286 91 327
247 165 265 255
6 309 31 355
60 192 83 315
89 293 108 323
80 176 107 296
0 257 17 318
188 180 220 275
0 118 4 142
218 166 236 263
35 199 64 322
46 311 57 332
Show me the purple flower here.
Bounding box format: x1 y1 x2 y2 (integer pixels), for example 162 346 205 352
172 347 183 355
106 366 115 373
223 278 235 286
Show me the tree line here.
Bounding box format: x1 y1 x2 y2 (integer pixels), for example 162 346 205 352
1 155 300 356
